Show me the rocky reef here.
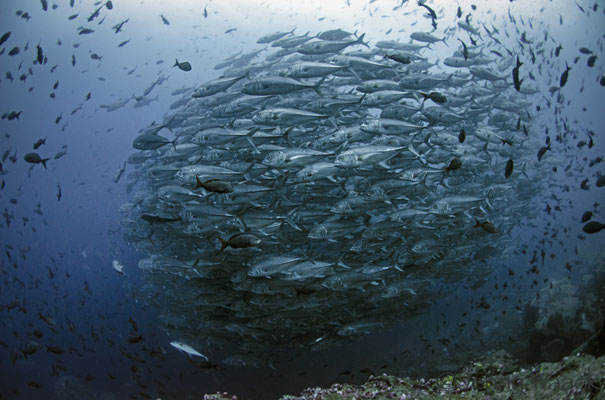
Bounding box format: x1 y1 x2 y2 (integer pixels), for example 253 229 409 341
203 350 605 400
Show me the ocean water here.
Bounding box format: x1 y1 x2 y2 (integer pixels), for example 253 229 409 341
1 1 604 399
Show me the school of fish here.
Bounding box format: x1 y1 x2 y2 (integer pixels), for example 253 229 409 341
121 25 553 352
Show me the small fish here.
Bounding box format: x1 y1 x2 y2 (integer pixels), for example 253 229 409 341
0 32 10 46
7 111 21 120
173 59 192 71
78 28 94 35
112 18 129 33
24 152 49 169
458 129 465 143
218 233 261 253
474 218 496 234
160 14 170 25
33 137 46 149
56 184 62 201
582 221 603 234
194 176 233 193
554 45 562 57
505 159 513 179
225 28 237 34
537 144 550 161
560 63 571 87
383 53 411 64
111 260 124 274
444 157 462 174
419 91 447 104
90 53 102 61
113 161 126 183
118 40 130 47
203 7 208 18
579 47 592 54
170 341 208 360
140 214 181 224
36 45 44 64
512 56 523 92
8 47 20 56
587 55 597 67
458 38 468 60
581 211 592 222
418 1 437 19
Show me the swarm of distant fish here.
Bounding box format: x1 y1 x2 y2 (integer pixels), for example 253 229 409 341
121 27 547 356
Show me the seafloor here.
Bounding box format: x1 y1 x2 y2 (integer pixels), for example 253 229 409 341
204 349 605 400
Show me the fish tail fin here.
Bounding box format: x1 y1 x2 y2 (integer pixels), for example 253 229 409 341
313 76 327 96
243 161 255 181
41 159 49 169
419 92 429 102
193 175 204 190
170 138 177 151
217 237 228 253
473 218 481 228
346 67 361 81
356 33 368 47
173 59 179 67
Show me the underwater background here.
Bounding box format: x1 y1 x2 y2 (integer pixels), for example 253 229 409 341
0 0 604 399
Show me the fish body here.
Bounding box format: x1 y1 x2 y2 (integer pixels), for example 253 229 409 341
192 73 247 97
218 233 261 253
33 137 46 149
169 341 207 359
173 59 192 71
24 153 49 169
297 33 367 55
252 108 328 126
410 32 445 44
581 211 592 222
504 159 513 178
560 63 571 87
194 177 233 193
256 28 296 44
420 91 447 104
242 76 321 95
582 221 603 234
7 111 21 120
537 144 550 161
512 56 523 91
132 133 176 151
0 32 10 46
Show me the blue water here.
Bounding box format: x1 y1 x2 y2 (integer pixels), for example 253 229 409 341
1 1 604 399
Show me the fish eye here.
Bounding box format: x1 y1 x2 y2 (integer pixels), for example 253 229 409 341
337 156 344 161
266 155 272 160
